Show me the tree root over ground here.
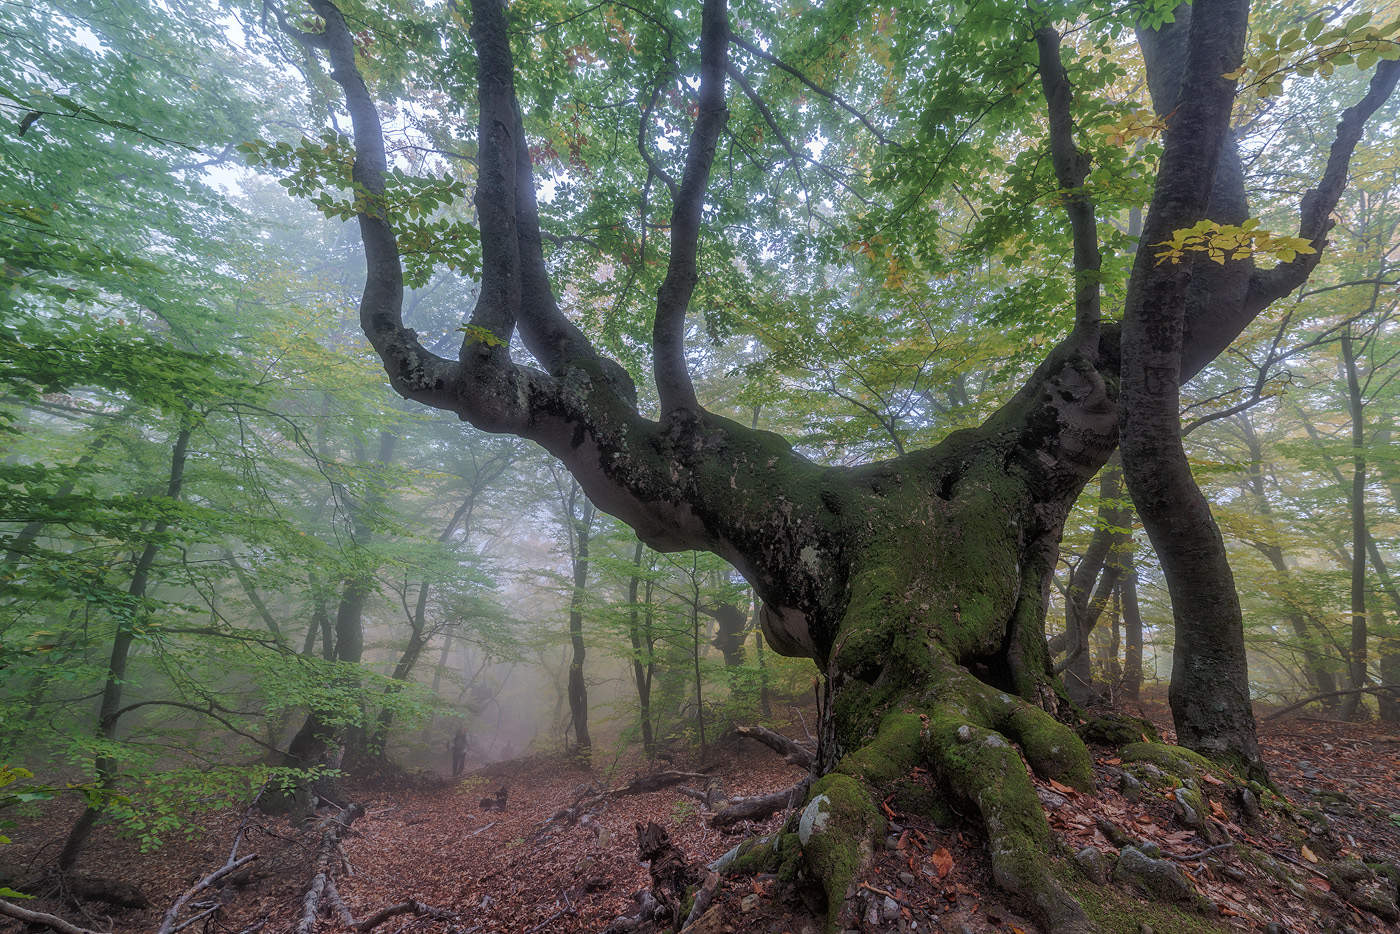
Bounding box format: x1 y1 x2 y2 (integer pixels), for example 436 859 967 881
708 661 1097 933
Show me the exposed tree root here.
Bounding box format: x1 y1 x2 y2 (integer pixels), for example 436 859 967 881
681 869 720 929
738 659 1095 933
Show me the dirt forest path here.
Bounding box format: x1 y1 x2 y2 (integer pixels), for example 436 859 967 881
3 707 1399 934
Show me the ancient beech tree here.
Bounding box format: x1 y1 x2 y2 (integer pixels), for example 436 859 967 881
274 0 1398 927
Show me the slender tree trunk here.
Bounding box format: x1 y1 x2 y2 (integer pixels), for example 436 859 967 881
566 494 595 760
223 550 284 641
373 489 480 752
59 423 192 871
1237 414 1338 704
1340 330 1368 721
1105 586 1122 685
1059 460 1129 704
753 598 772 718
626 540 655 753
1121 565 1144 703
690 564 706 752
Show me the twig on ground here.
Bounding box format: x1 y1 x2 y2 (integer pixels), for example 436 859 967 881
156 854 258 934
0 899 109 934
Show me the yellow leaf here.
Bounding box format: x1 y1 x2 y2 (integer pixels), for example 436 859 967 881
1301 845 1318 863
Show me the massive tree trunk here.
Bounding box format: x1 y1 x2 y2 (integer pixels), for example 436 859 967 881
278 0 1399 924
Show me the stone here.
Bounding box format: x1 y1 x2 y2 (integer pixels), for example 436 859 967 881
1350 879 1400 922
1117 769 1143 802
740 893 759 913
1112 846 1197 903
1075 845 1109 885
1239 787 1260 821
898 871 915 887
864 898 880 926
881 895 900 922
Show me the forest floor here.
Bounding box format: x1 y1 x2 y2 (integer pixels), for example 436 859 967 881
3 699 1399 934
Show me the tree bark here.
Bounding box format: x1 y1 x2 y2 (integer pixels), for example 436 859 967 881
1122 0 1262 773
1339 329 1368 721
565 487 595 760
626 540 656 753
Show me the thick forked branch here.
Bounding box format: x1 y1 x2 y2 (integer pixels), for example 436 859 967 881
1240 60 1400 309
652 0 729 415
1183 58 1400 378
301 0 465 418
1035 25 1101 350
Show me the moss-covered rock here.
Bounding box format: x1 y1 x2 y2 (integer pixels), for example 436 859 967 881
1121 741 1221 781
1111 846 1198 904
1078 714 1159 747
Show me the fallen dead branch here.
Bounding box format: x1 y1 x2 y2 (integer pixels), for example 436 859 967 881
710 776 812 828
730 725 814 768
1264 685 1400 721
681 869 720 929
296 804 365 934
351 898 454 931
156 854 258 934
0 898 109 934
159 780 270 934
536 770 717 835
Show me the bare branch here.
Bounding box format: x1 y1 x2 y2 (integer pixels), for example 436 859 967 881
653 0 729 414
1035 25 1101 350
728 32 892 146
0 901 108 934
1184 58 1400 377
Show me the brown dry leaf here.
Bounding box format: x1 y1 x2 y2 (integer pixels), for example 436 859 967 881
1201 773 1225 786
931 846 954 879
1209 799 1228 820
1300 845 1319 863
1047 778 1077 795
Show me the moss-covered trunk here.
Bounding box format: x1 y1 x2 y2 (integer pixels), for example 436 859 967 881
746 347 1116 933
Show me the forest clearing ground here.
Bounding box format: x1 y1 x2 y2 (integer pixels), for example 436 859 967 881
2 704 1399 934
